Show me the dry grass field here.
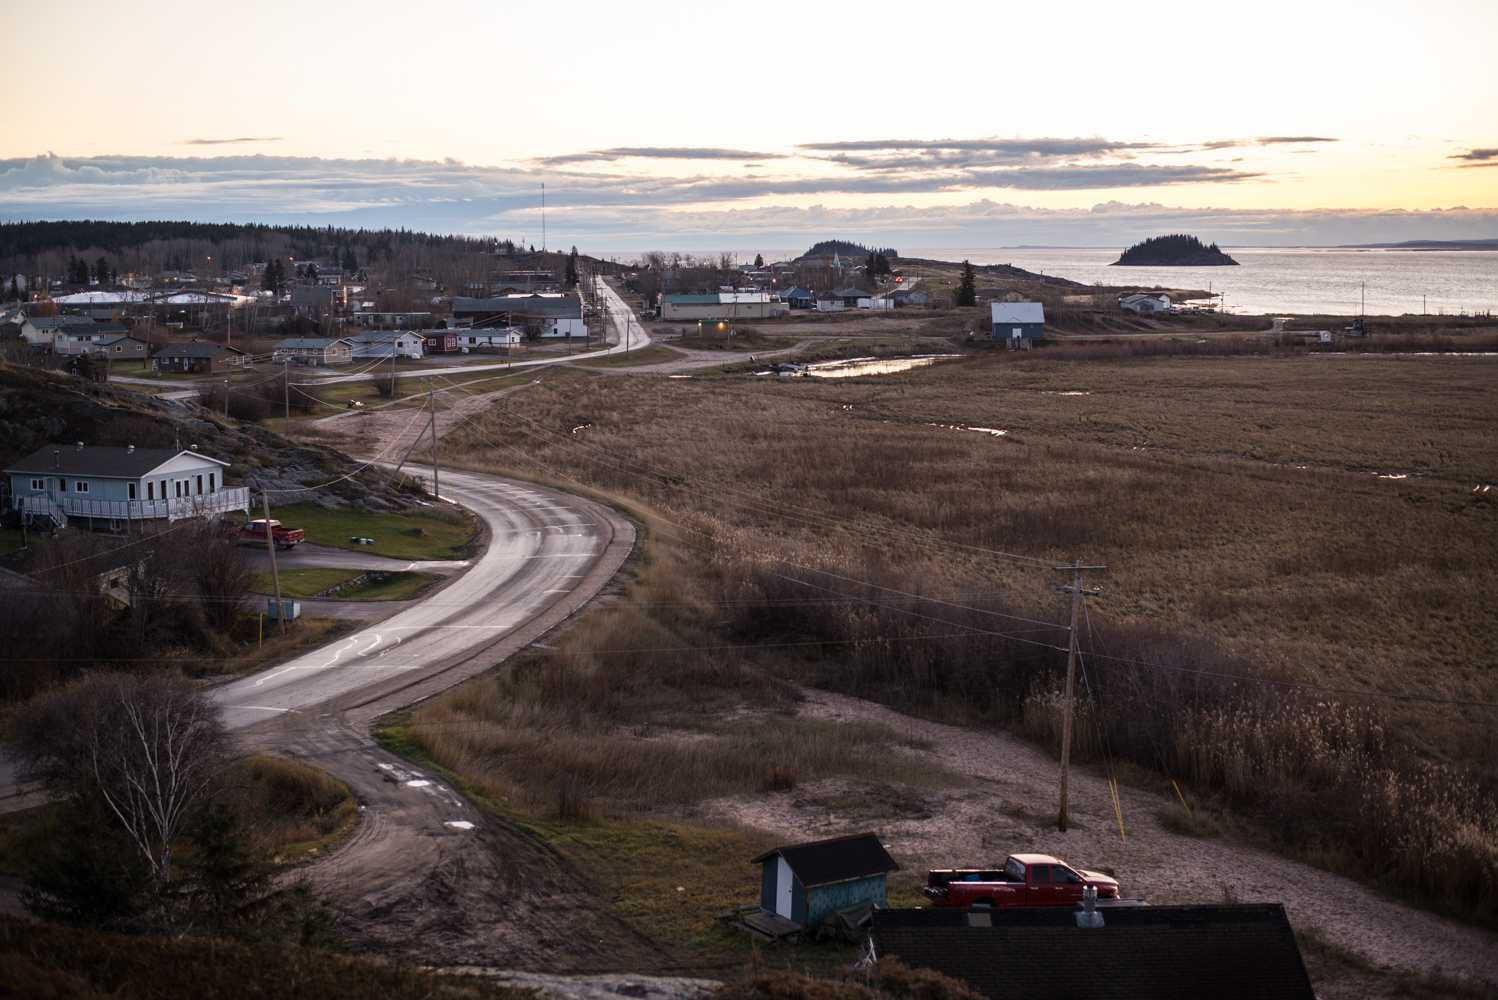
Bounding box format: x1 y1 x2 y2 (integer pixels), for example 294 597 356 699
412 351 1497 927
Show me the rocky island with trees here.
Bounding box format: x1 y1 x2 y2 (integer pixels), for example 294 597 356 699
1111 234 1239 266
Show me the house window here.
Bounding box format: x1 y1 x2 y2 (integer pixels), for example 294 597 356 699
209 473 215 492
75 481 89 493
31 478 42 490
160 480 166 499
174 481 181 498
59 479 67 493
196 475 203 495
147 481 154 500
129 483 136 500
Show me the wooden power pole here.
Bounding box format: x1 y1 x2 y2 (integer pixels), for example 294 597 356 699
262 491 286 636
1054 558 1105 832
427 376 440 501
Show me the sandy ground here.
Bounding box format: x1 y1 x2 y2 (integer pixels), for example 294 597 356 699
702 690 1498 987
306 376 544 460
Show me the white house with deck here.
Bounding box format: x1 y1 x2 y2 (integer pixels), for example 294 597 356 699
5 443 249 531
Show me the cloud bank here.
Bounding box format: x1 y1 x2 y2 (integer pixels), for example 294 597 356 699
0 152 1492 248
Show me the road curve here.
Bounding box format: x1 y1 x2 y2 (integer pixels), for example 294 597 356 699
215 468 633 731
216 468 655 968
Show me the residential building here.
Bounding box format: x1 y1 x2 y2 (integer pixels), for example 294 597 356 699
273 337 354 366
5 443 249 531
56 320 128 355
780 287 815 309
349 330 425 359
991 301 1045 340
153 344 248 373
452 329 522 348
659 292 788 321
451 294 586 337
751 833 899 934
1121 292 1171 315
815 292 845 312
424 331 460 354
91 334 150 363
834 287 871 308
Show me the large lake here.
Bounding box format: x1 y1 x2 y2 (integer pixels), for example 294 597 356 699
649 247 1498 317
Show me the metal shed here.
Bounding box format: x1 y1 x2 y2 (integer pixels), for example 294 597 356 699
751 832 899 932
990 301 1045 340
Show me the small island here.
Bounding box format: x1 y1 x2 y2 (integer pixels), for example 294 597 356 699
1111 234 1238 266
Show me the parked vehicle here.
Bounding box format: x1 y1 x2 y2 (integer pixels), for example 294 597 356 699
237 518 305 550
924 854 1120 908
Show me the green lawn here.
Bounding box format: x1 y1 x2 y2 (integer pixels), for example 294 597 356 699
0 527 32 559
248 567 363 597
235 502 475 560
248 567 440 601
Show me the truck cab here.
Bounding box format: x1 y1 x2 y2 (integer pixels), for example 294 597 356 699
925 854 1120 908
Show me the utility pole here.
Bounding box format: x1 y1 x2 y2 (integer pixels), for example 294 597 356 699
1053 558 1105 832
223 378 229 418
283 357 290 432
427 376 440 501
262 492 286 636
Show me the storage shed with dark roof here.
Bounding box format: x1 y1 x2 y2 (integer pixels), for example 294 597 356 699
751 832 899 931
870 903 1315 1000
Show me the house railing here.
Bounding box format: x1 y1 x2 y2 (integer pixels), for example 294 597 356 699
15 487 251 525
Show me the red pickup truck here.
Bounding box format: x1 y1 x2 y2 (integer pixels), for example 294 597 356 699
924 854 1120 908
237 519 305 550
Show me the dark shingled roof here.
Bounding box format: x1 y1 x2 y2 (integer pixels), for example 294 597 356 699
751 832 899 888
4 445 227 479
871 904 1315 1000
452 295 582 319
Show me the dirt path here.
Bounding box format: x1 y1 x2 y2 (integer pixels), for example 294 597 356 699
306 377 544 459
565 339 816 376
703 689 1497 987
253 718 670 971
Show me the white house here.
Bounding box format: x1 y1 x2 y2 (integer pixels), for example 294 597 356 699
815 293 845 312
349 330 425 359
4 444 249 530
56 321 129 355
1121 293 1171 315
452 329 522 348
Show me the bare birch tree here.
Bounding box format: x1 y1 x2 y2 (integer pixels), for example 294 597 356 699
8 673 230 888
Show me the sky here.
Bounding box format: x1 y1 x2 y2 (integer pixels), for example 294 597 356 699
1 0 1495 249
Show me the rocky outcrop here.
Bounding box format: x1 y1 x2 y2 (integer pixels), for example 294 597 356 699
1112 234 1238 266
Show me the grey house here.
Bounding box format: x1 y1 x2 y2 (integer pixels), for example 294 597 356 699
752 832 899 933
991 301 1045 340
5 443 248 530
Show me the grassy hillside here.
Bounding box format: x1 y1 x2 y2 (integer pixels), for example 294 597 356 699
417 354 1497 925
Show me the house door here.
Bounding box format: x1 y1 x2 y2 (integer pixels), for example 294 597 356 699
776 856 794 919
1013 327 1023 338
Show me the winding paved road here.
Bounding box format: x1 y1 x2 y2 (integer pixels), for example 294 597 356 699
212 467 653 968
216 468 632 730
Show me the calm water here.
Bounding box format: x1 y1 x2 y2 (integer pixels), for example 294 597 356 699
642 247 1498 317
